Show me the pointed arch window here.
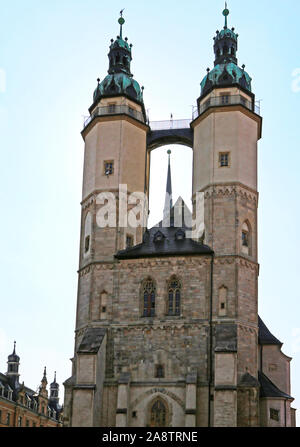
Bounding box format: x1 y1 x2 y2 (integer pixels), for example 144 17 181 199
149 399 167 427
143 279 156 317
167 277 181 316
241 221 251 255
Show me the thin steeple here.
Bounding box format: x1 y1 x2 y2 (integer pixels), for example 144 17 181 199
163 150 173 221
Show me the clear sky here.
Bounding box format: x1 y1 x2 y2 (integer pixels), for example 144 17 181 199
0 0 299 424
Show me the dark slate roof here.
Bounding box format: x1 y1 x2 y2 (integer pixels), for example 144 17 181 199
258 316 282 347
77 328 107 353
258 371 293 400
115 199 213 260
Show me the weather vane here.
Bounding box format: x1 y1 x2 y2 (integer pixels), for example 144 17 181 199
223 2 229 28
118 9 125 38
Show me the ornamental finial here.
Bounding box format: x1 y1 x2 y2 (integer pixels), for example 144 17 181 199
223 2 229 29
118 9 125 39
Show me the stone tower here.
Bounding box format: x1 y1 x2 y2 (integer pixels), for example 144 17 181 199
191 6 262 426
63 8 296 428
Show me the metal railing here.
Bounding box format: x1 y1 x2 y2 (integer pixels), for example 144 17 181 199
83 104 145 129
198 94 260 116
149 119 191 131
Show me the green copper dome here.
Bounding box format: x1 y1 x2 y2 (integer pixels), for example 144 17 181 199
92 13 144 106
93 73 144 103
200 62 252 94
200 6 252 97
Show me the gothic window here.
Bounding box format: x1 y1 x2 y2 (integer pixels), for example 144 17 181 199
104 160 114 175
116 53 120 63
84 235 90 253
18 416 22 427
216 48 220 58
167 277 181 316
142 279 156 317
219 152 230 167
6 413 10 426
83 212 92 257
149 399 167 427
155 365 165 378
241 221 251 255
231 47 235 55
223 45 228 54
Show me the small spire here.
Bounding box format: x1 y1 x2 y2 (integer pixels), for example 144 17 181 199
163 150 173 221
43 366 47 380
13 341 16 355
118 9 125 39
223 2 230 29
54 371 57 383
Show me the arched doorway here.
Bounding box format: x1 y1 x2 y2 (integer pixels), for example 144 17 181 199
148 397 169 427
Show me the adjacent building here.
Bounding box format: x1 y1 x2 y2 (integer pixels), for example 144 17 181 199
0 343 63 427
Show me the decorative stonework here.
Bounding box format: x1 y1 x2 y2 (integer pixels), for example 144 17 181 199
130 388 185 411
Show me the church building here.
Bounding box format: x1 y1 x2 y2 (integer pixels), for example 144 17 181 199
63 7 296 427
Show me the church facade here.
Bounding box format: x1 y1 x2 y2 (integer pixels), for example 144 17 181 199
63 8 296 427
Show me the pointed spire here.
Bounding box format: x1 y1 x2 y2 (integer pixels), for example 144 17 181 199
163 150 173 221
13 341 16 355
42 366 47 382
54 371 57 383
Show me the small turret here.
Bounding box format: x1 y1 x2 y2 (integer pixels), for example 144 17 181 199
92 11 144 107
39 366 48 397
50 371 60 404
6 341 20 388
200 3 252 98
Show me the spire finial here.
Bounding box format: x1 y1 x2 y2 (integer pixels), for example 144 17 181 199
118 9 125 39
13 341 16 354
43 366 47 380
223 2 229 29
163 150 173 222
54 371 57 382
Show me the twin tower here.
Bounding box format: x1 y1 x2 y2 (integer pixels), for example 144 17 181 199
62 8 289 428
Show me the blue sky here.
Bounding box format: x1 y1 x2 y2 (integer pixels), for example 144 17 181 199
0 0 299 424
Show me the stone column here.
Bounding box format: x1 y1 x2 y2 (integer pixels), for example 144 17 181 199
116 372 130 427
185 371 197 427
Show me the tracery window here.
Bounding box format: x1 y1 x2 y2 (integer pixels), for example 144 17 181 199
149 399 167 427
143 279 156 317
167 277 181 316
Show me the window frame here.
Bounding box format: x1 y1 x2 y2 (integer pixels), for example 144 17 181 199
219 152 230 168
103 160 114 176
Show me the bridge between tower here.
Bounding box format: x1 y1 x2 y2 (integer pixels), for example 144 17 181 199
147 119 193 150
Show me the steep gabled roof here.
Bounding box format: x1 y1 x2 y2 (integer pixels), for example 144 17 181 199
258 316 283 347
115 198 213 260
